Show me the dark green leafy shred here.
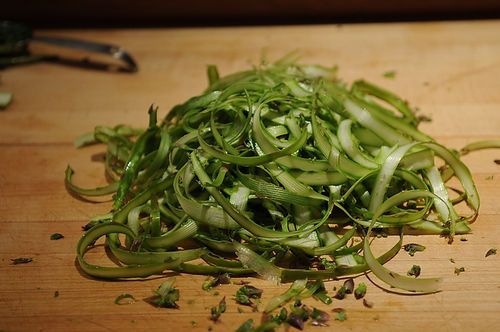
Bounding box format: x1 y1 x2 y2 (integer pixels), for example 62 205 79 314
334 286 347 300
235 319 254 332
202 273 231 291
11 257 33 265
403 243 426 256
454 267 465 275
449 258 456 264
485 248 497 257
147 278 179 308
115 293 136 305
50 233 65 240
191 320 197 327
210 296 226 322
383 70 396 79
332 308 346 321
320 258 336 270
407 265 421 278
235 285 263 306
354 282 367 300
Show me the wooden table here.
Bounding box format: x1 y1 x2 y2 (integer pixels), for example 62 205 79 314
1 20 499 331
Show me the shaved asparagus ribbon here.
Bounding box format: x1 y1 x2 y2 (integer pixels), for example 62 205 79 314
68 55 493 294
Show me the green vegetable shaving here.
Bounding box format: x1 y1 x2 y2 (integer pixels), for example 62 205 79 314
67 55 487 297
147 278 179 308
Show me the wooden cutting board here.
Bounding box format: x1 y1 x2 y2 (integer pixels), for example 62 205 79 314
1 20 499 332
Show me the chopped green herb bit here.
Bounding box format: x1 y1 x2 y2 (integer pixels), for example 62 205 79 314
494 159 500 165
235 319 254 332
54 290 59 298
202 273 231 291
235 285 263 306
449 258 456 264
319 258 336 270
407 265 421 278
403 243 426 256
460 237 468 242
417 114 432 123
148 277 179 308
485 248 497 257
354 282 367 300
115 293 135 305
237 307 244 313
50 233 64 240
485 175 494 180
187 299 195 305
332 308 346 321
363 298 374 308
454 267 465 275
191 320 197 327
213 291 220 296
383 70 396 79
11 257 33 265
334 286 347 300
210 296 226 322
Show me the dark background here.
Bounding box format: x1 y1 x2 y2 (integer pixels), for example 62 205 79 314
3 0 500 28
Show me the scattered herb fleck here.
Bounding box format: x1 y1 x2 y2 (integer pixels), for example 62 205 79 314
11 257 33 265
485 175 494 180
115 293 136 305
319 258 336 270
235 285 263 307
50 233 64 240
210 297 226 322
494 159 500 165
485 248 497 257
460 237 468 242
403 243 426 256
334 285 347 300
187 299 195 305
363 298 374 308
147 277 179 308
449 258 455 264
54 290 59 298
237 307 244 313
202 273 231 291
332 308 346 321
213 291 219 296
407 265 421 278
191 320 197 327
235 319 254 332
354 282 367 300
454 267 465 275
417 114 432 123
383 70 396 79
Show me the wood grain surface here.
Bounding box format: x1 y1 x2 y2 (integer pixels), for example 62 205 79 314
1 20 499 332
